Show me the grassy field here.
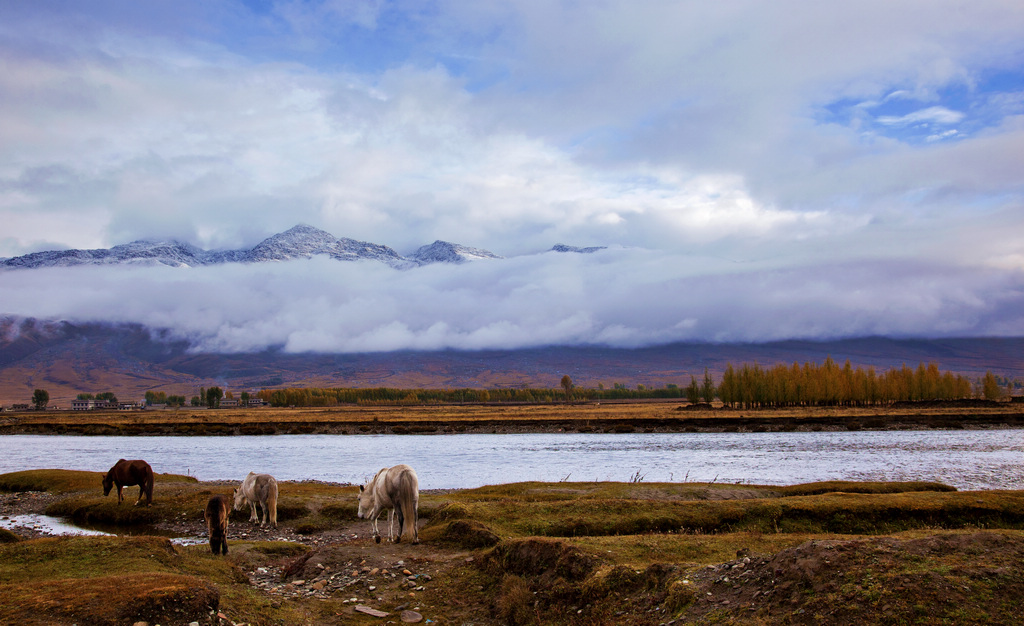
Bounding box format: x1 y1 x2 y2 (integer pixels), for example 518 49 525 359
1 468 1023 625
3 400 1024 435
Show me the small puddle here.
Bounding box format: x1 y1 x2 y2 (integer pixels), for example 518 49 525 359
1 514 110 537
0 513 205 545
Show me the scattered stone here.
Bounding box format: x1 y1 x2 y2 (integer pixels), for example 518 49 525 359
355 605 389 618
401 609 423 623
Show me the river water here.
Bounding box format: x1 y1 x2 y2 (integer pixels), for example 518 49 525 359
1 430 1022 491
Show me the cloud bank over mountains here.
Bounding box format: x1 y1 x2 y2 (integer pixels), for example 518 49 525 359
2 242 1021 353
1 2 1023 351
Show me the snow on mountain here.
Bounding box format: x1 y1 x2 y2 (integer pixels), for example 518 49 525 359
408 240 502 265
0 225 503 270
242 224 406 266
551 243 607 254
0 240 225 269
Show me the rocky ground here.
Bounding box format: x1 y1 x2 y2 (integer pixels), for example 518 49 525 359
0 491 58 539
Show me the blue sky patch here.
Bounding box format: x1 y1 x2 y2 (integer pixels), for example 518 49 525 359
821 69 1024 144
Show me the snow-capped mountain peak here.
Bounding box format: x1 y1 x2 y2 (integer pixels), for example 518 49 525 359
0 226 500 270
551 243 607 254
408 240 503 265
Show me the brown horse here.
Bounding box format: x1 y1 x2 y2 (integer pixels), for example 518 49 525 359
101 459 154 506
204 495 230 555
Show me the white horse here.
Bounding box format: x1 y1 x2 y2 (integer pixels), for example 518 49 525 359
233 472 278 527
357 464 419 544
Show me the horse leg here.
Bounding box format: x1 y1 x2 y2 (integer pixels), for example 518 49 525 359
116 485 124 505
394 505 405 544
372 509 385 544
249 500 259 524
135 484 144 506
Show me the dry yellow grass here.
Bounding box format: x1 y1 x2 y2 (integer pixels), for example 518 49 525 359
3 400 1022 436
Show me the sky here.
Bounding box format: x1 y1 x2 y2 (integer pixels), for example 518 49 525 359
1 1 1023 352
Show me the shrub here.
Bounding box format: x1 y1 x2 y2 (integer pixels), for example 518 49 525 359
422 520 500 549
495 575 534 626
0 528 20 543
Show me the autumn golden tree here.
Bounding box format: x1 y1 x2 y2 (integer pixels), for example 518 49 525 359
560 375 573 404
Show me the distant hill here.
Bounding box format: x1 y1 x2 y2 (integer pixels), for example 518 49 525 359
1 318 1021 405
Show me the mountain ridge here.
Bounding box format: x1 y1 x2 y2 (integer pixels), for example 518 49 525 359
0 225 601 270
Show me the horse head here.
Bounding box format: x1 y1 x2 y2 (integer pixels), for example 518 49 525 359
357 482 374 519
101 474 113 496
232 487 247 511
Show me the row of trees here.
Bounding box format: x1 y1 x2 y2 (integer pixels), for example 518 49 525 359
143 391 188 407
713 358 982 409
256 386 538 407
20 359 1018 411
77 392 119 403
252 359 1013 408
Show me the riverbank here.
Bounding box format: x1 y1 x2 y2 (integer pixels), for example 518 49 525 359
2 469 1023 625
3 400 1024 436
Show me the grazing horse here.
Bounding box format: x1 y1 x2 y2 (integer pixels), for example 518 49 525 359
102 459 154 506
233 472 279 528
357 464 419 544
204 495 230 555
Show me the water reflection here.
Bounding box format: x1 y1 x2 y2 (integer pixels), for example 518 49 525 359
0 513 109 537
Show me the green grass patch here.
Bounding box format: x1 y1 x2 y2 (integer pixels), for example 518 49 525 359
246 541 310 558
0 469 195 495
432 487 1024 538
777 480 956 497
0 534 312 626
0 536 183 583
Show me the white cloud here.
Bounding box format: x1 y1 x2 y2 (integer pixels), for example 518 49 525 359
1 1 1023 346
877 106 965 126
1 254 1022 352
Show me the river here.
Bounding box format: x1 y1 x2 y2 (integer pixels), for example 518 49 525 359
1 430 1022 491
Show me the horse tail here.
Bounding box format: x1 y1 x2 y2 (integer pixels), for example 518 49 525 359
144 465 154 505
267 478 278 527
397 468 419 543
